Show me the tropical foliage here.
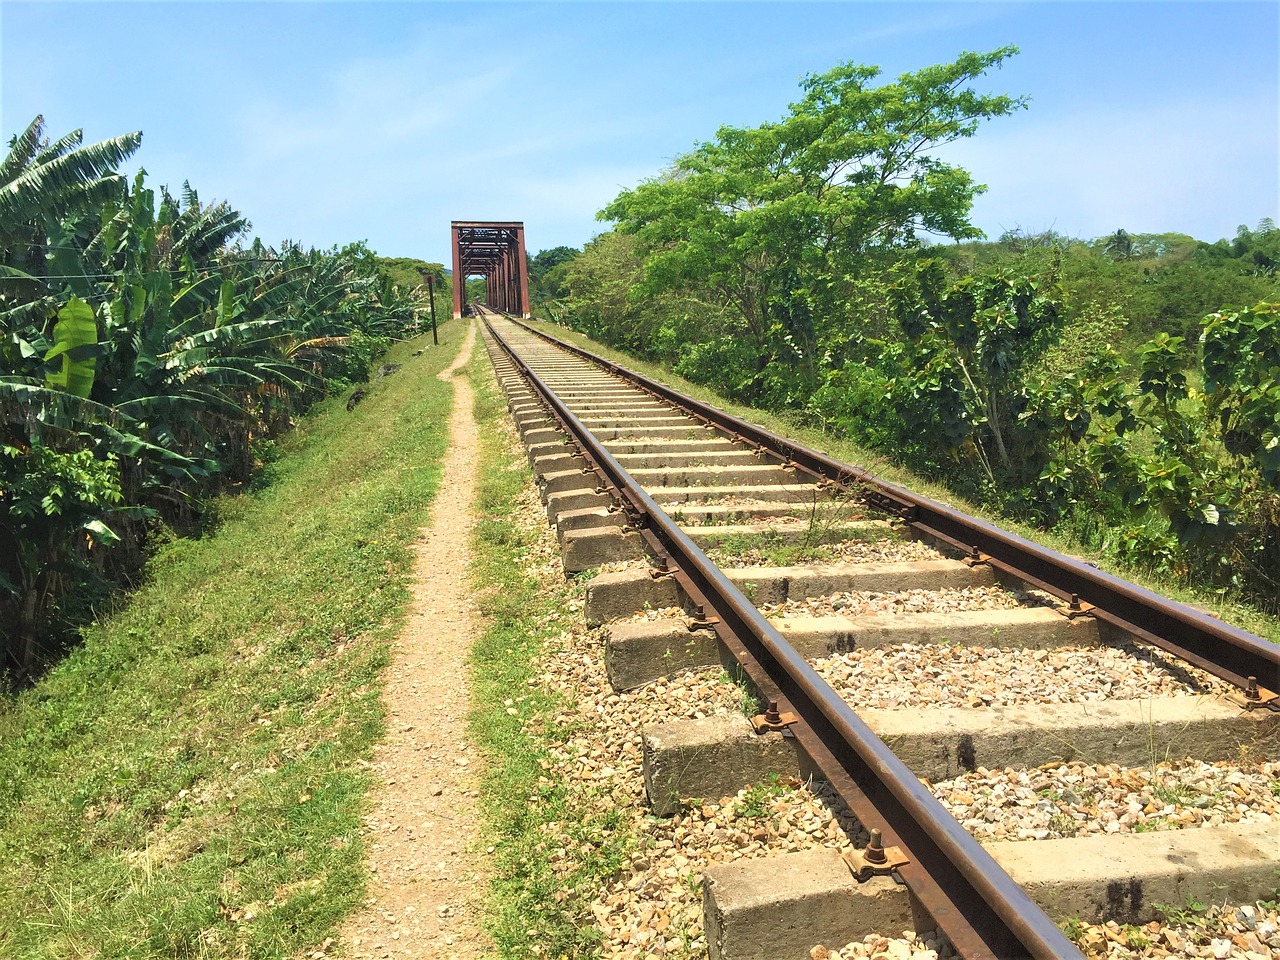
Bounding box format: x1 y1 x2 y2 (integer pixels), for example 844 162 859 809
527 244 581 316
601 47 1026 408
545 51 1280 613
1 117 433 678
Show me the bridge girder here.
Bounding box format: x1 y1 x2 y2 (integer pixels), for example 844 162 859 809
450 220 530 318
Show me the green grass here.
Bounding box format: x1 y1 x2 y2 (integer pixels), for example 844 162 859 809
709 533 830 566
0 322 461 958
464 348 635 957
524 317 1280 645
704 523 900 567
734 774 789 820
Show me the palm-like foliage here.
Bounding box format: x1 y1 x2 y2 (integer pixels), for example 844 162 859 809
1103 228 1136 261
0 117 427 677
0 116 141 243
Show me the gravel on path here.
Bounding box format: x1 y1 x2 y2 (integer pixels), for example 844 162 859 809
339 322 492 959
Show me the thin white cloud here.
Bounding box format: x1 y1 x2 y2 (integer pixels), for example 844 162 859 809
841 2 1018 49
235 60 518 167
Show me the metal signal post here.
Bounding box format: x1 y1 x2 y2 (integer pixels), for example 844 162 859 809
425 273 438 345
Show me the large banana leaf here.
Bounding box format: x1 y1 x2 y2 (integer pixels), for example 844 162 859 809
0 264 40 282
0 377 118 421
116 388 244 422
164 317 286 360
0 117 44 185
43 297 98 397
43 216 95 299
0 125 141 226
0 378 213 479
217 278 240 327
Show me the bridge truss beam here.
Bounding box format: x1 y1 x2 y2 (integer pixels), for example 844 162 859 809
450 220 530 318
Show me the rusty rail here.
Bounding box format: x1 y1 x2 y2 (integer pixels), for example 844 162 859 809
484 315 1083 960
505 316 1280 709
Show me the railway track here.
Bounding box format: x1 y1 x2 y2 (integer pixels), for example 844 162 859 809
476 308 1280 960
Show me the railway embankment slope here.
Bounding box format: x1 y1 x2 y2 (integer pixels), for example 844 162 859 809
0 325 458 958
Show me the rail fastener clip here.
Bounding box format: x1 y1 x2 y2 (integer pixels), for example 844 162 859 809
1057 594 1097 620
750 700 798 734
843 829 911 882
685 602 720 631
1228 676 1280 712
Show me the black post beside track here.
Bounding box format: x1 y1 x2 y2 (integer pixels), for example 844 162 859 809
484 315 1084 960
505 316 1280 706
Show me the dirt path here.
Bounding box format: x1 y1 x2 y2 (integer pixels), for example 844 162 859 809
341 321 492 958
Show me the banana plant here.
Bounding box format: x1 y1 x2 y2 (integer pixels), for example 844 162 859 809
2 115 429 674
43 297 98 398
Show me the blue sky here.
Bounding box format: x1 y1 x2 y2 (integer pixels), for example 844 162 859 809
3 1 1277 264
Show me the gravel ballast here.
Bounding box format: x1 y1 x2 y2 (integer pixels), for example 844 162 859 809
706 538 945 568
931 758 1279 841
760 584 1035 619
814 642 1231 708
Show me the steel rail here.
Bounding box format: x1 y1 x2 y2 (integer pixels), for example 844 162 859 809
484 316 1083 960
505 316 1280 707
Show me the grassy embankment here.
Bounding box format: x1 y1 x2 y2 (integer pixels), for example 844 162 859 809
524 317 1280 646
0 321 459 958
464 345 635 957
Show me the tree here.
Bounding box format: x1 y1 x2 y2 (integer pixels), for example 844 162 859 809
1102 228 1135 261
530 245 579 279
0 116 141 260
558 232 661 352
886 259 1065 486
1 118 142 335
529 245 581 305
600 47 1026 405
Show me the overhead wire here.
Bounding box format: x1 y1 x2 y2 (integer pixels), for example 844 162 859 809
3 258 290 280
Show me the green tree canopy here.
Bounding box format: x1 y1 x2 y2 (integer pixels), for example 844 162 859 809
376 255 447 292
530 245 580 279
599 47 1026 394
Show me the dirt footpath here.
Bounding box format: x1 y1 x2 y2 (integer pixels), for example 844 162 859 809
341 321 492 958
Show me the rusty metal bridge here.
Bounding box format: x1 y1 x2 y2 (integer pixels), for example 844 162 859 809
450 221 530 319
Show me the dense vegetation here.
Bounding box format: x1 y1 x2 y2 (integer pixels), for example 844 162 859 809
539 50 1280 613
0 117 441 679
376 254 449 303
0 326 456 958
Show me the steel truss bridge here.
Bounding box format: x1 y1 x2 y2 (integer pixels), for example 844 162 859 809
450 220 531 319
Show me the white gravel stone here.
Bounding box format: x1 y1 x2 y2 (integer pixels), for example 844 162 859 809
930 758 1279 842
761 585 1032 620
814 642 1231 709
812 930 957 960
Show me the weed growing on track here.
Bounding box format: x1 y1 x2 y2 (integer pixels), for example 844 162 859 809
466 349 635 957
0 324 459 958
703 521 898 567
736 774 789 819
